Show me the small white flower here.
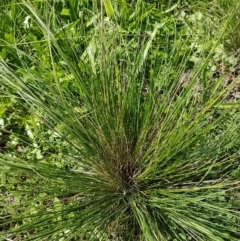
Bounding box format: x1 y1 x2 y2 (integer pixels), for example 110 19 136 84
23 15 31 29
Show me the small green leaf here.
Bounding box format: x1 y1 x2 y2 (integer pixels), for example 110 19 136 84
0 48 7 58
103 0 114 17
4 33 15 44
0 119 4 126
36 150 43 160
210 75 225 97
218 102 240 108
60 8 70 16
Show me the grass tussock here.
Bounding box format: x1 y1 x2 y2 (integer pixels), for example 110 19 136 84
0 1 240 240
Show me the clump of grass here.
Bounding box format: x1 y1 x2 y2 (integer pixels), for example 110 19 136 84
0 1 240 240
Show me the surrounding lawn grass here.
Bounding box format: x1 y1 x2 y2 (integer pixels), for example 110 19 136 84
0 1 240 240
